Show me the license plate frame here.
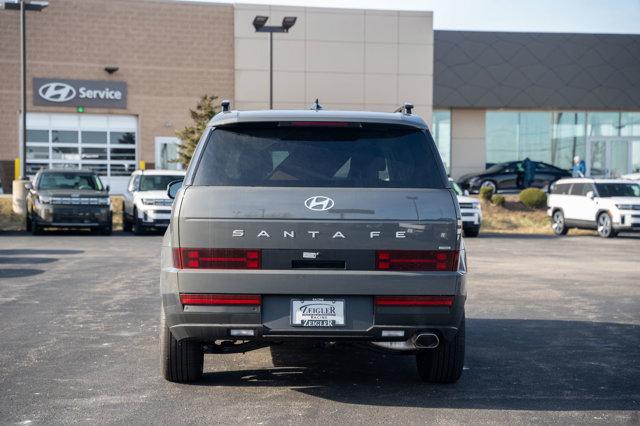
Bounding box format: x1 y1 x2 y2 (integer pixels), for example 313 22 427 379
290 298 345 327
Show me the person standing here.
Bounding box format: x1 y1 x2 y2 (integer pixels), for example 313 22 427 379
523 157 536 188
572 156 586 177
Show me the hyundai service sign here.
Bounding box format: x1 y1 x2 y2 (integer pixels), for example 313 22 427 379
33 78 127 109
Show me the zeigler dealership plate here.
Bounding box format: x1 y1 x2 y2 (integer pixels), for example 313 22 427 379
291 299 345 327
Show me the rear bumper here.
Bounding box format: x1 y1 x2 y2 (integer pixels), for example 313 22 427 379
165 296 465 343
162 268 466 343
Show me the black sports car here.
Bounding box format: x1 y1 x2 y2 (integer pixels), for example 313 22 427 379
457 161 571 193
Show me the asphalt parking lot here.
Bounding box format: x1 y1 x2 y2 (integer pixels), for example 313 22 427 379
0 232 638 424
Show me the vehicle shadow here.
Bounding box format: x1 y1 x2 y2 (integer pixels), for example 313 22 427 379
195 318 640 411
0 256 58 264
0 268 45 278
0 249 83 255
477 233 556 240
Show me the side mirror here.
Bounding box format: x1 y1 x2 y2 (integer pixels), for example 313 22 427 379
105 185 110 192
167 179 183 199
464 189 470 196
25 182 33 190
586 191 595 200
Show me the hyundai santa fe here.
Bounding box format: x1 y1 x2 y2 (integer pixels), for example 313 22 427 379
548 178 640 237
123 169 185 234
160 103 467 383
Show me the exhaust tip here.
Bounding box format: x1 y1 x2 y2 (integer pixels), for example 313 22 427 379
414 333 439 349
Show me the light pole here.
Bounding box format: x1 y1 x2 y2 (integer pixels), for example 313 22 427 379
1 0 48 179
252 15 296 110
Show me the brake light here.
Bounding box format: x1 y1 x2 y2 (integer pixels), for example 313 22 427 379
172 248 261 269
289 121 351 127
375 250 459 271
180 294 261 306
375 296 454 307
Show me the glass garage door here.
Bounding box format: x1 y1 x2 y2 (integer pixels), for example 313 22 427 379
26 113 137 193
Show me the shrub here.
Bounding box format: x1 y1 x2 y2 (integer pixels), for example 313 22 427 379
519 188 547 209
491 194 505 206
479 186 494 201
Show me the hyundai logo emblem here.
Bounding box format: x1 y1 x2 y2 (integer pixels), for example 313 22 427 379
38 82 76 103
304 196 335 211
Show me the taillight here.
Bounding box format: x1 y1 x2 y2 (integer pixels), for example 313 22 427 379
375 250 459 271
375 296 454 307
172 248 261 269
180 294 261 306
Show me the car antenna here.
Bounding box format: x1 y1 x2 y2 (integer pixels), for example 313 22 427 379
310 98 323 111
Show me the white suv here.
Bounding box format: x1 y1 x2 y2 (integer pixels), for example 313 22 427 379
451 179 482 237
123 169 185 234
548 178 640 238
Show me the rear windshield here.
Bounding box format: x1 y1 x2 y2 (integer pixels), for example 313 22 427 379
38 173 103 191
192 123 445 188
139 175 181 191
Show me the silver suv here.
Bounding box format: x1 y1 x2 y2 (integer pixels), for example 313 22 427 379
160 103 467 383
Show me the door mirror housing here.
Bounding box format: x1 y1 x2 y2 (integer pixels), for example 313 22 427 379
25 182 33 191
586 190 595 200
464 189 470 196
105 185 110 193
167 179 183 199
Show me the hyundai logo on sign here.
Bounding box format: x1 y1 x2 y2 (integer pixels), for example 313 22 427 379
38 82 76 103
305 196 335 211
33 78 127 109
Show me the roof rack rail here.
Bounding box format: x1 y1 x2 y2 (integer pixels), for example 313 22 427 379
394 102 414 115
310 98 323 111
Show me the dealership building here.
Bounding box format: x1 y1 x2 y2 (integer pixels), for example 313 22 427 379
1 0 639 193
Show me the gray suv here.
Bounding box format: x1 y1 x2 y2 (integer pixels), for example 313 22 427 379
160 103 467 383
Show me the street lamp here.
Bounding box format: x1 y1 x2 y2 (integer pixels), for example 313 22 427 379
1 0 49 180
252 15 297 109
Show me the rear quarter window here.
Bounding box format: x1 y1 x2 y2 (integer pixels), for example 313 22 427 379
551 183 570 194
192 123 446 188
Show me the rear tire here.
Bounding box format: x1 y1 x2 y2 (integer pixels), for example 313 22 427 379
30 215 42 236
132 209 145 235
597 212 616 238
416 314 465 383
463 227 480 238
160 313 203 383
551 210 569 236
480 180 496 193
123 213 132 232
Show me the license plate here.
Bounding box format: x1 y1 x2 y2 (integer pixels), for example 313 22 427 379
291 298 345 327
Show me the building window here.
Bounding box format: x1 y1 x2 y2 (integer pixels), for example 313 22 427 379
552 111 586 170
621 112 640 136
486 111 553 164
25 113 137 186
587 112 620 137
432 110 451 172
485 111 520 165
486 111 579 170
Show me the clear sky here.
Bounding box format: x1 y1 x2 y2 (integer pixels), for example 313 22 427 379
180 0 640 34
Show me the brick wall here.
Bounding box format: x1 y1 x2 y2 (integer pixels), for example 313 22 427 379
0 0 235 192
